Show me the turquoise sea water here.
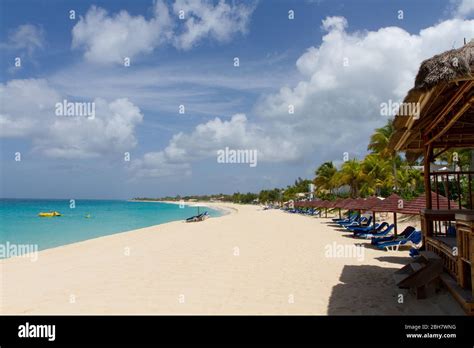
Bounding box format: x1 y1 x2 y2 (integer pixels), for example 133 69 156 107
0 199 222 256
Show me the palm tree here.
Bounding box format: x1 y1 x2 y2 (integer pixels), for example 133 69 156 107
339 159 366 198
397 166 423 199
367 118 399 189
360 154 393 196
367 120 394 157
314 161 337 195
438 148 472 171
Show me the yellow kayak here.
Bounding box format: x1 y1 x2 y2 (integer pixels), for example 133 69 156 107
38 211 62 217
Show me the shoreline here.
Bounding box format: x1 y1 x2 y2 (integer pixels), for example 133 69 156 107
1 201 236 261
1 204 463 315
130 199 237 216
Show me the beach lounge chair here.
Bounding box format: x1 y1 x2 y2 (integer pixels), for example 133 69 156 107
376 231 422 251
447 225 456 237
356 223 394 239
337 215 363 226
334 213 358 225
343 216 373 230
409 248 420 258
371 226 416 245
185 211 209 223
340 216 370 228
332 212 356 222
349 221 389 234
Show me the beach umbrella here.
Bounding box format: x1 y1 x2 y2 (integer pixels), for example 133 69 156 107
330 198 354 219
315 200 328 208
358 196 383 211
397 191 459 215
319 200 335 217
371 193 402 235
400 192 461 237
357 197 383 227
309 200 324 208
346 197 379 215
343 198 362 210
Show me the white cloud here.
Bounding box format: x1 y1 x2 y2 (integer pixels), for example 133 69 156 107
132 16 474 177
172 0 256 50
254 16 474 158
0 79 143 158
72 1 173 64
131 151 192 178
71 0 256 64
132 113 298 177
451 0 474 18
0 79 59 137
1 24 45 56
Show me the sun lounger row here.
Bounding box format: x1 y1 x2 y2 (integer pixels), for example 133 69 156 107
329 210 423 253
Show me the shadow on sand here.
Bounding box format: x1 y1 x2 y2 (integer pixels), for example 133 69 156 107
327 264 401 315
327 264 464 315
375 255 412 265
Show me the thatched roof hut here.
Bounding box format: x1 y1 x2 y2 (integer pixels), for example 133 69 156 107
414 41 473 91
389 40 474 161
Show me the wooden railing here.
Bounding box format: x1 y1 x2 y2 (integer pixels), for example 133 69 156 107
425 236 457 278
430 170 474 210
421 210 460 278
455 214 474 292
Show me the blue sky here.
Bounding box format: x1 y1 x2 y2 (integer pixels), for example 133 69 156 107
1 0 473 199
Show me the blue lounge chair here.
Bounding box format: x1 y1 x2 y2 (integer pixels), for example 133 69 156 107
376 231 422 251
371 226 416 245
356 223 394 239
332 212 356 222
409 248 420 258
335 214 358 225
447 225 456 237
344 216 373 230
338 215 365 226
185 211 209 222
350 221 389 234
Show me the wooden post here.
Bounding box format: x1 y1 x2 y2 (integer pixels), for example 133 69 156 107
373 211 376 231
424 144 433 209
338 208 341 219
423 143 433 242
325 208 327 218
393 212 398 236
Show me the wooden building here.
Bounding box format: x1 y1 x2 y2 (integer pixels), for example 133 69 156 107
389 40 474 313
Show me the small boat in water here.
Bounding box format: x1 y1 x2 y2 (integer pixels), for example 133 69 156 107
38 211 62 217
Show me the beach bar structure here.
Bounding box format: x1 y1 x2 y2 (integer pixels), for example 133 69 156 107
389 41 474 313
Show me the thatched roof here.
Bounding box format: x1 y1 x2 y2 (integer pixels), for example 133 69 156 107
414 40 473 91
389 40 474 159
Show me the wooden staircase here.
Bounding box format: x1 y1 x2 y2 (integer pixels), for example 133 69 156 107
394 251 443 299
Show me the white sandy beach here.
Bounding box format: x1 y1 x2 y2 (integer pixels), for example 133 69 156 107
0 203 464 315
